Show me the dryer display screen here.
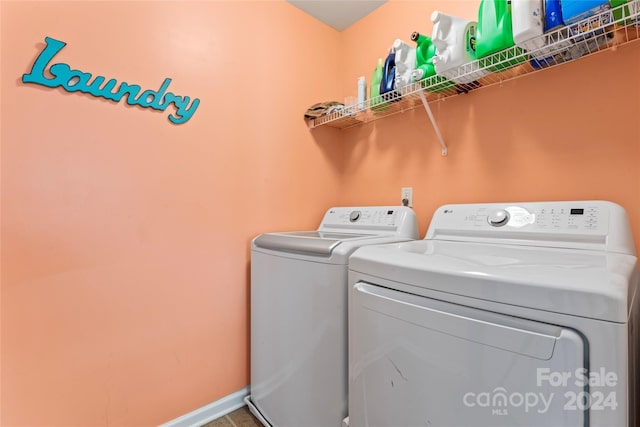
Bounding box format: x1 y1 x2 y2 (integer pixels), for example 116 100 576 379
570 208 585 215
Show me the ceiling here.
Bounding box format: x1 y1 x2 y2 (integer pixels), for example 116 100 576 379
287 0 388 31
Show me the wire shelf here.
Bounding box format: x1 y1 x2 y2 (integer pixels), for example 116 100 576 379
308 0 640 130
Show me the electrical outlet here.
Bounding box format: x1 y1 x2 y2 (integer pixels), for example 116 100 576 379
401 187 413 208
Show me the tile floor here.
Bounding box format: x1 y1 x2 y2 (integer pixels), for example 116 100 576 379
202 406 262 427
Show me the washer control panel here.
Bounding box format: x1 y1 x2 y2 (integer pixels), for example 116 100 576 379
325 207 401 227
318 206 419 238
427 201 635 253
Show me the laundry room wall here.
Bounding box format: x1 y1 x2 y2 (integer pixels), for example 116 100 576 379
0 1 342 425
332 0 640 249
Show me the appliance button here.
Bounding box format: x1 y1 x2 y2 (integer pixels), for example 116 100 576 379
487 209 510 227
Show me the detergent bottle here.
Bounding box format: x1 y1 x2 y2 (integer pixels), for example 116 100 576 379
529 0 571 68
563 0 613 53
544 0 565 31
392 39 416 90
411 31 437 80
476 0 516 57
476 0 527 71
410 32 456 93
512 0 545 51
609 0 639 25
561 0 610 24
430 11 488 83
560 0 612 57
369 58 388 111
380 48 401 102
610 0 628 21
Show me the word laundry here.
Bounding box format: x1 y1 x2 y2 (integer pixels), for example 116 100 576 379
22 37 199 124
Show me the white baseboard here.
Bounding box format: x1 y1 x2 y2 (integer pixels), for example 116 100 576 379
244 395 270 426
161 386 250 427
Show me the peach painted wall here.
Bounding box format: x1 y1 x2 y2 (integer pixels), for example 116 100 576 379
1 1 342 425
2 0 639 426
333 0 640 249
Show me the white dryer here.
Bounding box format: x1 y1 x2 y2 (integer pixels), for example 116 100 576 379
348 201 639 427
246 206 419 427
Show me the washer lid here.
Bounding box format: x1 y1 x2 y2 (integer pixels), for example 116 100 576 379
349 240 638 323
254 231 372 256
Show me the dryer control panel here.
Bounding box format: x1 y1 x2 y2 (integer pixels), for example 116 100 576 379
319 206 419 238
469 204 600 230
426 201 635 255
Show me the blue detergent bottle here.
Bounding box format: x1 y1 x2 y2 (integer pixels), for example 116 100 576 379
379 49 401 102
529 0 567 69
544 0 565 31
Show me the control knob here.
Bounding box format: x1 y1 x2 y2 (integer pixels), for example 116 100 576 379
349 210 361 222
487 209 510 227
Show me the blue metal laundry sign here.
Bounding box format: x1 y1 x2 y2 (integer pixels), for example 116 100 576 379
22 37 199 124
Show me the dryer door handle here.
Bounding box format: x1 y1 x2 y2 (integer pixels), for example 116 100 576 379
354 282 570 360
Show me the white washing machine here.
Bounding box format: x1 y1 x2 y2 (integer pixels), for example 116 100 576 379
348 201 639 427
246 206 419 427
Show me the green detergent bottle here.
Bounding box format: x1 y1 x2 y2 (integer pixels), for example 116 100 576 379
369 58 388 111
610 0 637 25
410 32 454 93
476 0 526 71
411 32 437 80
610 0 627 21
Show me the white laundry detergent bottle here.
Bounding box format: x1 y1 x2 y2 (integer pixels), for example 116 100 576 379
392 39 416 90
512 0 545 51
431 11 488 84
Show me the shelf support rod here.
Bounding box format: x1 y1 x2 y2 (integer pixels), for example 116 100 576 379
418 90 447 156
